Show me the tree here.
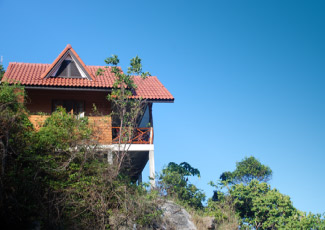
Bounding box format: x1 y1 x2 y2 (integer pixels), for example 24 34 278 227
158 162 205 209
209 157 325 229
0 64 4 81
0 83 42 229
230 180 296 229
229 180 325 229
220 156 272 185
0 83 30 176
97 55 150 177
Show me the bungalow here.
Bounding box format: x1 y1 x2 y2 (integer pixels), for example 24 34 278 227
2 44 174 186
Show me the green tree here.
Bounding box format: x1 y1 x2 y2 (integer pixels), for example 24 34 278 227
230 180 296 229
287 212 325 229
97 55 150 176
0 83 30 176
220 156 272 185
0 83 41 229
37 107 92 151
0 64 4 81
229 180 325 229
159 162 205 209
210 157 325 229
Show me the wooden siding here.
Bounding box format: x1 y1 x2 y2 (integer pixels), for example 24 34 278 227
29 115 112 144
88 116 112 144
25 89 111 116
26 89 112 144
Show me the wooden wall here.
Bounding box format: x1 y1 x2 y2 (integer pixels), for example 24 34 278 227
25 89 111 115
26 89 112 144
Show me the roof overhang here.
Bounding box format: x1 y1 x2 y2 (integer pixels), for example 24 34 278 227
24 85 174 103
24 85 110 92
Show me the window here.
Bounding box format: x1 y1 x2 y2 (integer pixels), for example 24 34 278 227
52 100 84 117
55 59 82 78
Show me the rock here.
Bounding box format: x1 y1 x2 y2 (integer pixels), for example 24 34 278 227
161 200 197 230
201 216 216 229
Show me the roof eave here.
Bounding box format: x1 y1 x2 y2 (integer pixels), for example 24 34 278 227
23 85 175 103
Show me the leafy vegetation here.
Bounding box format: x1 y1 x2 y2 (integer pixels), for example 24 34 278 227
206 157 325 229
0 64 4 81
220 156 272 185
97 54 150 175
158 162 205 209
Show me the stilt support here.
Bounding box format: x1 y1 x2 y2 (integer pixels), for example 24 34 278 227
149 150 155 188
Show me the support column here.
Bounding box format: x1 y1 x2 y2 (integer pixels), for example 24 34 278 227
107 149 113 164
149 150 155 188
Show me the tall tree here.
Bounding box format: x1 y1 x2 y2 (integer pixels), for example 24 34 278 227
220 156 272 185
97 55 150 176
231 180 296 229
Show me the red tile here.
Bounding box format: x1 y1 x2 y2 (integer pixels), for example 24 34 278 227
2 45 174 102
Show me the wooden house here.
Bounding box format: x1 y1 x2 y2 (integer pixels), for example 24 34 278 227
2 44 174 186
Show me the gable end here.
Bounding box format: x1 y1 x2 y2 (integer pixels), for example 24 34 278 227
46 50 91 80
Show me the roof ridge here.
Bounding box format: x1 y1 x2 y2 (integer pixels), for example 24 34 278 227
9 62 51 65
8 63 115 67
40 44 95 80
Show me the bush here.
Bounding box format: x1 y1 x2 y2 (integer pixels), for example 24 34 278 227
158 162 205 210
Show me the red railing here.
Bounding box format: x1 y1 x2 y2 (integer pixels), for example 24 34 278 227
112 127 153 144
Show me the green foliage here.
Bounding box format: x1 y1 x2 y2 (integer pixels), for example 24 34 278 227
159 162 205 209
0 82 24 112
37 107 92 150
33 107 161 229
0 64 5 81
230 180 296 229
97 54 151 174
0 84 41 228
209 157 325 229
99 54 150 100
0 83 32 162
220 156 272 185
228 180 325 229
98 54 143 128
127 55 151 78
0 84 162 229
288 212 325 229
205 197 240 229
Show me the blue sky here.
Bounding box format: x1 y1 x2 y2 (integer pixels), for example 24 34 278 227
1 0 324 214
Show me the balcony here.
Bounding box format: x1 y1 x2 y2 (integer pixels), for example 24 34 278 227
112 127 154 144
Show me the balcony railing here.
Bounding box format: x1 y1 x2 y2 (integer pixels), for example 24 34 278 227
112 127 154 144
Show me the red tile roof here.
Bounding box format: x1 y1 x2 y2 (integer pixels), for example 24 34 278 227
40 44 95 80
2 45 174 102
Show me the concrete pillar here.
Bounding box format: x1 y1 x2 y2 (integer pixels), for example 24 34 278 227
107 149 113 164
149 150 155 188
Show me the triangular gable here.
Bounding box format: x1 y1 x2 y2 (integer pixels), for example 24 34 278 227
41 44 94 80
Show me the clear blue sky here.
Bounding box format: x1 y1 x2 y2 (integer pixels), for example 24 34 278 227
1 0 324 214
